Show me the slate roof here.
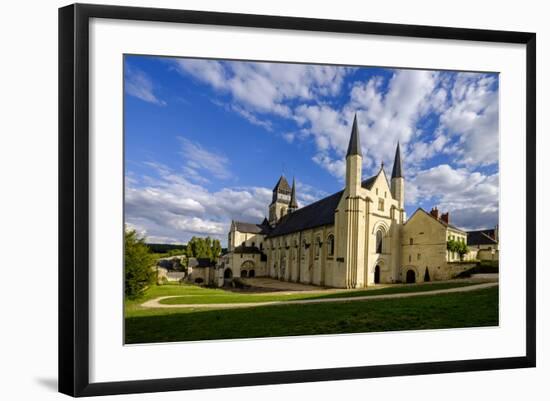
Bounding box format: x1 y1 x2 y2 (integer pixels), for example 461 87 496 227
273 175 291 193
188 257 215 268
232 245 264 254
346 114 362 157
467 229 498 246
266 175 378 238
391 142 403 178
233 220 272 235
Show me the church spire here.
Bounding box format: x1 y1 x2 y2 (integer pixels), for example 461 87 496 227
391 141 403 178
289 177 298 212
390 141 405 210
346 114 362 158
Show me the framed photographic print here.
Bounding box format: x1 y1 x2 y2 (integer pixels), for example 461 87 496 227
58 3 536 397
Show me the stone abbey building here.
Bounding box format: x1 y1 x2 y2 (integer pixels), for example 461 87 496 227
219 115 475 288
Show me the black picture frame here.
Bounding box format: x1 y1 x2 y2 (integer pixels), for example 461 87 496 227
59 3 536 397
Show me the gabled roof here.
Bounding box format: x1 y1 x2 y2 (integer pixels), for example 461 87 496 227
267 191 343 238
405 208 465 233
391 142 403 179
467 229 498 245
266 174 377 238
273 175 291 192
233 220 272 235
361 175 377 190
346 114 362 157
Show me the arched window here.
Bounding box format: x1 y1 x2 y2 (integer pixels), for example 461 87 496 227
315 236 321 258
327 234 335 256
376 230 383 254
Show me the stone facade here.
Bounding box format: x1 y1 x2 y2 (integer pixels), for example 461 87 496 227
219 115 494 288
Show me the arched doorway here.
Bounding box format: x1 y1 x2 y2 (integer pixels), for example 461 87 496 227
374 265 381 284
249 269 255 277
406 269 416 284
241 261 254 278
224 268 233 279
424 267 431 282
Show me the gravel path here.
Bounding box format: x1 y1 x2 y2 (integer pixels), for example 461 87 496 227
141 282 498 310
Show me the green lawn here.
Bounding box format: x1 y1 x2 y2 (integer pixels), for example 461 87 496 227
124 282 498 344
157 281 478 305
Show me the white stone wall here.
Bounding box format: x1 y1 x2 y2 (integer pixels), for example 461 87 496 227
401 210 448 283
229 229 266 252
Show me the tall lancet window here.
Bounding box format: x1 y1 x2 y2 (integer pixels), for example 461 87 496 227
327 235 335 256
376 230 383 254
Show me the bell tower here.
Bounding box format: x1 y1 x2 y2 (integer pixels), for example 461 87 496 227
339 114 367 288
269 175 291 225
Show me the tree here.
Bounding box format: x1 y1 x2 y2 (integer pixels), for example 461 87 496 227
125 228 155 299
447 239 468 261
185 236 222 262
211 239 222 261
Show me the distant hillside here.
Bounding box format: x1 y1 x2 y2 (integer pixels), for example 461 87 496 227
146 243 187 254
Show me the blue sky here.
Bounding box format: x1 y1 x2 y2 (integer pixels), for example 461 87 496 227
124 55 499 245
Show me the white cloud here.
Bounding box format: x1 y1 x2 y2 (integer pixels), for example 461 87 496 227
126 163 268 244
126 161 327 245
438 72 499 166
125 66 166 106
407 164 498 230
173 59 352 119
282 132 295 143
178 137 231 180
292 69 498 184
295 69 439 178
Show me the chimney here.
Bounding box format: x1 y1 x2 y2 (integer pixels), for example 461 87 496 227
430 206 439 219
441 212 449 224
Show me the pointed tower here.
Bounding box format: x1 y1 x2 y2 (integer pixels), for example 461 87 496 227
269 175 291 225
336 114 367 288
288 177 299 213
345 114 363 196
390 142 405 210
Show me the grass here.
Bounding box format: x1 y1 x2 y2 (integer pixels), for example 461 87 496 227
157 282 477 305
124 282 498 344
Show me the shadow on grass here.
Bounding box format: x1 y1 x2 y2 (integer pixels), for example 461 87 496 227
126 286 499 344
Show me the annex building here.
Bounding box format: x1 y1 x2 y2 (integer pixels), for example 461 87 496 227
218 115 491 288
